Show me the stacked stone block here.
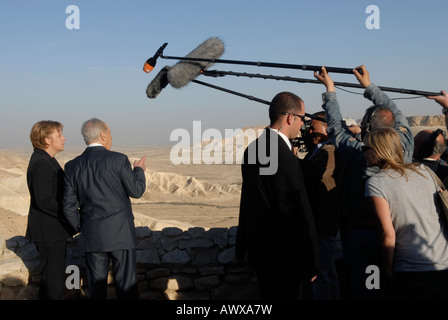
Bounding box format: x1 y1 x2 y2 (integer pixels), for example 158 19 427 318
0 226 260 300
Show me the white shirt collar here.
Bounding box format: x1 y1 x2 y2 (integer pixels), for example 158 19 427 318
88 143 103 147
268 128 292 150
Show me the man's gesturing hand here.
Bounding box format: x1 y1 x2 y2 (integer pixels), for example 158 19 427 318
134 155 147 171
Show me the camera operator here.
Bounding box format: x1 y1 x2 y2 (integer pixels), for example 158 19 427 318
427 91 448 162
314 65 414 300
300 111 343 300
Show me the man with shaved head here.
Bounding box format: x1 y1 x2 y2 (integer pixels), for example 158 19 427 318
413 129 448 186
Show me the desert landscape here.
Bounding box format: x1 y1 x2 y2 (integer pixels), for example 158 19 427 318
0 141 245 240
0 115 445 242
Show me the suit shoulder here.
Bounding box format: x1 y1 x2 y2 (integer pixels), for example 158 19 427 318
64 158 74 167
105 151 129 162
65 152 83 164
108 150 127 157
101 151 131 169
64 153 85 170
28 152 51 170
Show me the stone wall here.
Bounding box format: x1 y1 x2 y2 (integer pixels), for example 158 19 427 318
0 226 260 300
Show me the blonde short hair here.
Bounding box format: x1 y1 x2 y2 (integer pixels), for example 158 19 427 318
30 120 63 151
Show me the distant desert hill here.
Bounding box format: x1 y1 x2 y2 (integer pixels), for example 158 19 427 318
0 150 243 217
406 115 445 137
0 150 30 216
406 115 445 127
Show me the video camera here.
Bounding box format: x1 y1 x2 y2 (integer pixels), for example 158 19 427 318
291 118 314 153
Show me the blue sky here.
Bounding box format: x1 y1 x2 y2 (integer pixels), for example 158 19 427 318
1 0 447 148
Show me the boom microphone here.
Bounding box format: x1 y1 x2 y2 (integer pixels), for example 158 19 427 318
146 65 170 98
143 42 168 73
167 37 225 88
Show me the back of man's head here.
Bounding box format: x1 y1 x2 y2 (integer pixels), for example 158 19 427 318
312 111 327 123
413 129 446 160
81 118 107 145
361 105 395 135
269 92 304 125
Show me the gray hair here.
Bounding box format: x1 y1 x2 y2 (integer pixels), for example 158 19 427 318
434 140 447 156
81 118 108 145
369 106 395 130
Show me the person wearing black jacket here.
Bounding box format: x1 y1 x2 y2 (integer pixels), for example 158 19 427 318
300 111 343 300
63 118 146 300
413 129 448 186
26 120 74 300
236 92 318 300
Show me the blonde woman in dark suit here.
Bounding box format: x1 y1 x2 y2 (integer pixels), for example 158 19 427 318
27 121 74 300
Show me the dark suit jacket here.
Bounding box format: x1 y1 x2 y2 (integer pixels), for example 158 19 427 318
236 129 318 278
63 146 146 252
300 143 342 236
418 159 448 187
26 149 73 242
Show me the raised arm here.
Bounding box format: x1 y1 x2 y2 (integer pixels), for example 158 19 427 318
427 90 448 130
314 67 364 158
354 65 414 163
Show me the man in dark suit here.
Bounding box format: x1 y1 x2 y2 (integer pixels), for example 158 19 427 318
236 92 318 300
63 118 146 300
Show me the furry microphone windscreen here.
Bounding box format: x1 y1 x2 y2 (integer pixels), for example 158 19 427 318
146 65 170 98
167 37 225 88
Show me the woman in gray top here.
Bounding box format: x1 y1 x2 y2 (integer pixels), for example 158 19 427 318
364 127 448 299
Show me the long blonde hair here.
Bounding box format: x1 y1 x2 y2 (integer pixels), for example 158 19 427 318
364 127 422 179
